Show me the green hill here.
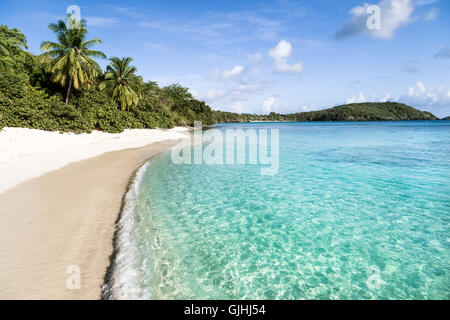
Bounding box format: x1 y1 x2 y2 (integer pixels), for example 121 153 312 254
213 102 438 123
287 102 438 121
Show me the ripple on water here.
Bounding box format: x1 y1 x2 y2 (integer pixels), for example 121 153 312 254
110 122 450 299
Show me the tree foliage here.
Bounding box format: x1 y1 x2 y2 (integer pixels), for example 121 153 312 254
0 25 28 69
0 24 214 132
99 57 142 111
39 18 106 103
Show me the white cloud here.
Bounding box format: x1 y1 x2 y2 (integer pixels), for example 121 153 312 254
232 84 262 95
85 16 118 27
268 40 304 74
269 40 292 60
401 81 450 106
213 65 245 79
335 0 415 39
424 7 439 21
262 96 279 114
408 81 425 96
274 60 303 74
368 92 392 102
380 93 391 102
346 92 366 104
139 11 284 45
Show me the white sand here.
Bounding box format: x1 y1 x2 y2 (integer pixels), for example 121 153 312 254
0 139 184 299
0 126 191 299
0 127 190 194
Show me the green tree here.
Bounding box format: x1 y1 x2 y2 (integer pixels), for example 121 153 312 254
163 83 193 106
38 17 106 104
99 57 142 111
0 25 28 69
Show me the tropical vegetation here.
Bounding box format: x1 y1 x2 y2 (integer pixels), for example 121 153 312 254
39 18 106 104
0 25 28 69
0 20 439 133
0 20 214 132
99 57 142 111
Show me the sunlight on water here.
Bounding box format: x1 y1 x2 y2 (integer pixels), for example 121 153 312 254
115 121 450 299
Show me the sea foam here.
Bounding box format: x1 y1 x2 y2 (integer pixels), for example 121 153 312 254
102 161 151 300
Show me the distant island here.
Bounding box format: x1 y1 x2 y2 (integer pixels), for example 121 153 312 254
442 116 450 120
212 102 438 123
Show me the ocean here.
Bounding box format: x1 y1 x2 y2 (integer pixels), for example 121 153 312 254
105 121 450 299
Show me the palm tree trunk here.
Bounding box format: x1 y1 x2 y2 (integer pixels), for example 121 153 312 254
65 78 72 104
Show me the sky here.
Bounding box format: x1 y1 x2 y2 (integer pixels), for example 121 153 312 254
1 0 449 117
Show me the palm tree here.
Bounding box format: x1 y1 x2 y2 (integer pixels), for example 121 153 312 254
39 17 106 103
99 57 143 110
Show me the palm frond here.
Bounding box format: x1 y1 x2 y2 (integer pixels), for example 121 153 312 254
82 38 102 48
83 49 107 60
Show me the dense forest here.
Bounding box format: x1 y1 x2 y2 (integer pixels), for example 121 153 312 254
0 22 443 133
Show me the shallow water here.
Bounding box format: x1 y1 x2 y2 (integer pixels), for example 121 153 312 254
111 121 450 299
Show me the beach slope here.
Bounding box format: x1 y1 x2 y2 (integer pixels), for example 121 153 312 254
0 128 188 299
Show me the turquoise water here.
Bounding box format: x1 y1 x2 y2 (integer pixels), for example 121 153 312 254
109 121 450 299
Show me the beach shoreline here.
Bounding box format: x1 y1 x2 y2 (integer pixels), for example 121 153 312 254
0 128 189 300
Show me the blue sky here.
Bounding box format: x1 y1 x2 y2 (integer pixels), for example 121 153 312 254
1 0 449 116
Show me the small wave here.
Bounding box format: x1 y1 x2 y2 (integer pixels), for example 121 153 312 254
102 161 151 300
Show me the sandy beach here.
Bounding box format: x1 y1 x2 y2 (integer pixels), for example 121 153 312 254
0 128 189 299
